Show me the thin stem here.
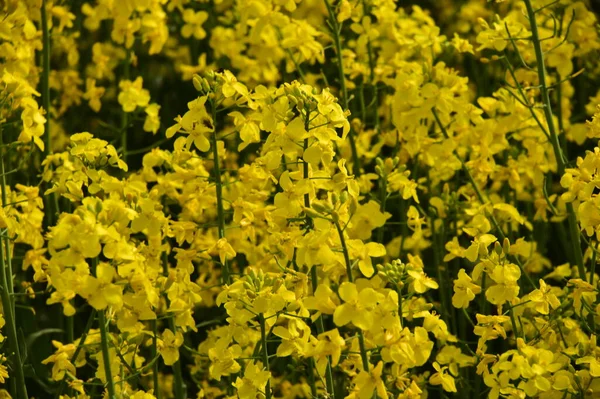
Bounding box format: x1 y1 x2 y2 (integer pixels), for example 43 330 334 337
209 98 230 284
324 0 361 176
41 0 51 158
523 0 585 280
98 311 116 399
303 110 335 397
310 267 336 397
167 318 185 399
0 232 27 399
41 0 56 228
151 320 161 399
121 50 130 164
0 128 27 399
161 246 186 399
376 174 386 244
259 313 272 399
334 220 370 372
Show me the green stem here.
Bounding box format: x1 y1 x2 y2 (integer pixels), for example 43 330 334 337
431 216 451 329
120 51 130 165
334 221 370 372
307 358 318 398
303 110 335 397
167 318 185 399
259 314 272 399
310 267 336 397
0 236 27 399
98 311 116 399
523 0 585 280
0 129 26 399
41 0 51 158
161 246 186 399
376 175 386 244
151 320 161 399
210 98 230 284
41 0 56 228
324 0 361 176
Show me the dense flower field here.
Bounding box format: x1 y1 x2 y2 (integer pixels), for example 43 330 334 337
2 0 600 397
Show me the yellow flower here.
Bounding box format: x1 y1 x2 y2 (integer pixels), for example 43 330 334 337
272 319 311 357
429 362 457 392
210 238 236 266
485 263 520 306
304 283 339 316
452 268 481 309
208 338 242 380
354 361 388 399
308 328 346 376
524 279 561 315
166 96 213 152
118 77 150 113
143 103 161 134
158 329 184 366
82 78 105 112
181 9 208 39
333 282 379 330
347 239 386 277
233 362 271 399
79 262 124 311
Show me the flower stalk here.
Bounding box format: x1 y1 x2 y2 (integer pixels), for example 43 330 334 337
98 310 117 399
324 0 361 176
259 313 272 399
523 0 586 281
209 97 230 285
334 220 370 372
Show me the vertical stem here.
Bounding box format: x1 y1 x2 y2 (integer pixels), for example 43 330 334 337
41 0 56 228
151 320 161 399
209 98 230 284
0 140 13 311
302 109 335 397
431 217 451 330
41 0 51 158
121 50 131 165
324 0 361 176
307 358 318 399
0 129 27 399
98 311 116 399
167 318 185 399
334 221 370 372
523 0 585 280
161 248 186 399
397 285 403 328
0 236 27 399
376 175 386 244
259 313 272 399
310 267 336 397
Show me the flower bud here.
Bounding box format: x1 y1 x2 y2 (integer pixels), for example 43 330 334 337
193 74 203 92
503 238 510 255
339 191 348 204
331 211 340 223
494 241 502 256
